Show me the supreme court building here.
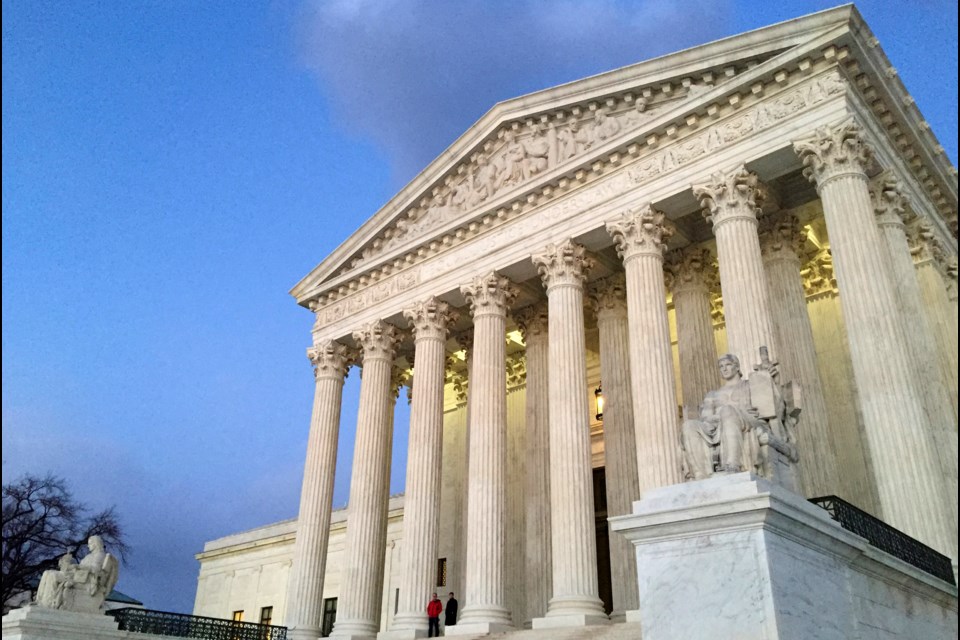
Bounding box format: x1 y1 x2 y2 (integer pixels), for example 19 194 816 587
193 6 959 638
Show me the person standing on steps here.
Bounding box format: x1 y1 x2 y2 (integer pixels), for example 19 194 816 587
444 592 458 629
426 592 443 637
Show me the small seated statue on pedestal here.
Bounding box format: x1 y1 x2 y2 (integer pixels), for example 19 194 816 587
681 348 801 491
35 535 120 614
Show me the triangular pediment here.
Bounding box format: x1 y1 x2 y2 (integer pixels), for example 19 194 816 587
291 4 956 307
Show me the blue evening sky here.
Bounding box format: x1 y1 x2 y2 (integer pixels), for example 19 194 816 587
3 0 956 615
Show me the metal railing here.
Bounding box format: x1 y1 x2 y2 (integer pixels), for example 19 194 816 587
108 608 287 640
810 495 956 586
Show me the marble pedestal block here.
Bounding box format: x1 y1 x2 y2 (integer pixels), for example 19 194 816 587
2 606 124 640
609 473 958 640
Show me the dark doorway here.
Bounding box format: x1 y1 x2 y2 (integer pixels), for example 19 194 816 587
593 467 613 615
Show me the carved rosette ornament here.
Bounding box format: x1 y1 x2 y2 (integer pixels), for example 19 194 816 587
352 320 401 363
513 302 549 343
758 213 807 261
403 297 459 343
606 204 673 262
665 247 717 295
588 272 628 317
460 272 518 319
531 239 595 291
870 171 911 229
307 340 354 380
793 118 874 189
693 165 764 229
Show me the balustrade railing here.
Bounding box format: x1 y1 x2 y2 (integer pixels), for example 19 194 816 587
810 495 956 586
108 608 287 640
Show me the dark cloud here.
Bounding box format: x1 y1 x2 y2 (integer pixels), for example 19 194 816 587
298 0 732 184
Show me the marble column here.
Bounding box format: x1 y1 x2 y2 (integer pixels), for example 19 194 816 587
589 273 640 621
288 341 353 640
449 273 517 635
387 299 457 638
531 240 607 628
514 303 552 626
693 166 778 372
871 178 958 561
908 218 959 421
607 205 683 493
665 247 720 421
793 119 954 557
505 355 527 626
331 321 401 640
758 212 841 498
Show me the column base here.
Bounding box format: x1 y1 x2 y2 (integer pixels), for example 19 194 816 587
377 629 427 640
625 609 642 624
443 621 513 636
288 627 323 640
532 594 608 629
330 618 379 640
531 612 610 630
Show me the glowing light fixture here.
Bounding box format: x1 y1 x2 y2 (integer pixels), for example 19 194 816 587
595 383 605 421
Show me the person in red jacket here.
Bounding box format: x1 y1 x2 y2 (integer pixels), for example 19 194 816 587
426 592 443 637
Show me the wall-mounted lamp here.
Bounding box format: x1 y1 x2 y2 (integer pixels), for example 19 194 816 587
595 383 604 421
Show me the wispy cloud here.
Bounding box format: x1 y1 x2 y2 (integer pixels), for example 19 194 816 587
297 0 731 184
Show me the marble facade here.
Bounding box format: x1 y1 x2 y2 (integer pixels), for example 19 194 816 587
196 6 958 637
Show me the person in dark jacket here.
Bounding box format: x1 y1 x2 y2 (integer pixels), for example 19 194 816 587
426 593 443 637
444 592 458 628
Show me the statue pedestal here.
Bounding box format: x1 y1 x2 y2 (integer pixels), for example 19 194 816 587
1 605 120 640
609 473 958 640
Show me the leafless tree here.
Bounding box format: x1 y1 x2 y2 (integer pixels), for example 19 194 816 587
2 474 128 611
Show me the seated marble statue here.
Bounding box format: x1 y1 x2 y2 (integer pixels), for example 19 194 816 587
35 535 120 614
681 349 801 490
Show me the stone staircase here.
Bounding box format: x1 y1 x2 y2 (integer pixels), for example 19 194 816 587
450 622 643 640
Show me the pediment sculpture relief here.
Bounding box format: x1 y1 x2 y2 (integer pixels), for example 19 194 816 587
354 85 717 268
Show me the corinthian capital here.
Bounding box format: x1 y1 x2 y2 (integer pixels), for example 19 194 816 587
307 340 354 380
588 272 628 317
758 213 807 260
665 247 716 294
793 118 874 188
801 248 838 297
460 272 518 318
532 239 594 291
606 204 672 262
869 171 911 228
352 320 401 362
514 302 548 342
506 354 527 389
403 297 459 342
907 216 947 268
693 165 763 229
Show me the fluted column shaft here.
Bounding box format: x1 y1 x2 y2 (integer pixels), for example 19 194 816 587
590 275 640 621
288 342 352 640
694 166 778 372
872 188 958 561
390 301 457 634
667 248 720 419
332 322 400 639
452 274 517 634
794 120 953 557
608 206 682 493
759 214 840 498
531 240 606 626
910 225 960 421
515 304 552 625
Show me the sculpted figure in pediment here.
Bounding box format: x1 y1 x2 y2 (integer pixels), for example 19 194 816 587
557 117 580 161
